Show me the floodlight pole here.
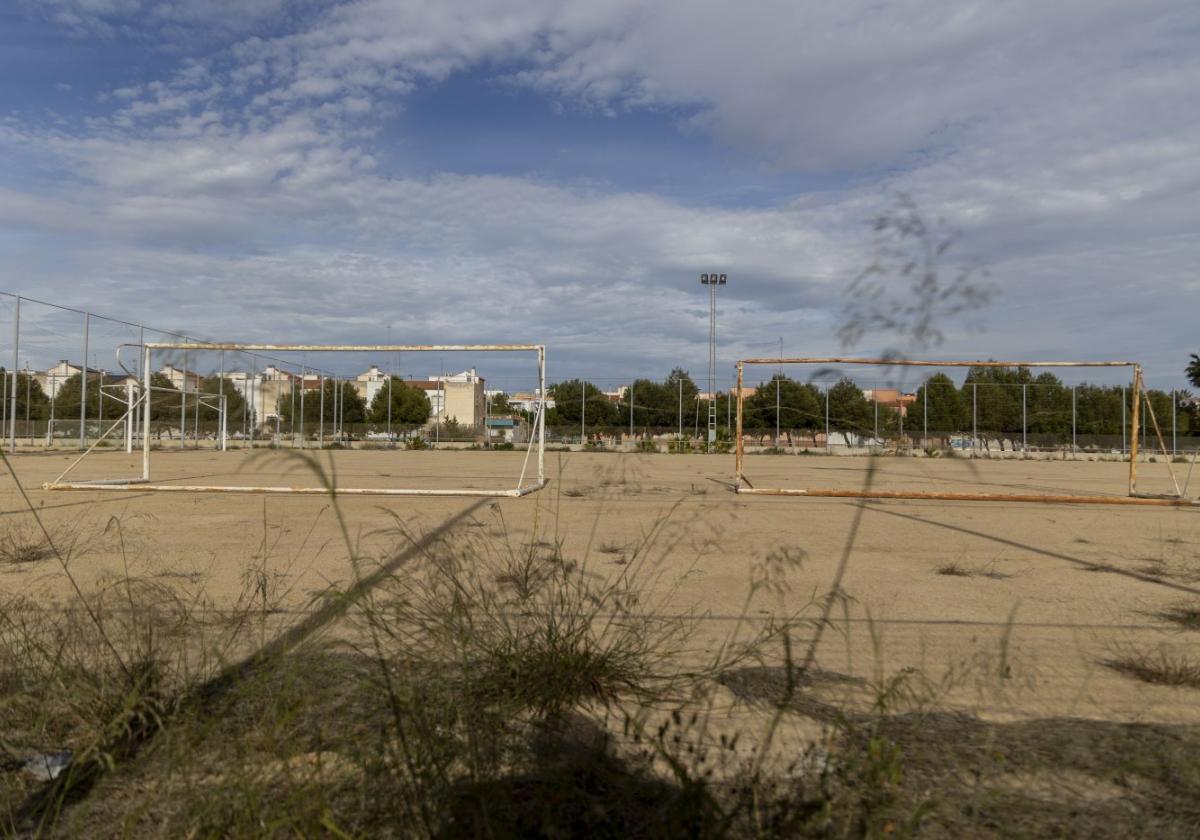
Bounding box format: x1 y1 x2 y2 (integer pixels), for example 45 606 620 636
700 272 727 453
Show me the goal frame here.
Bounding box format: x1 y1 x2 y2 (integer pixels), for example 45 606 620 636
734 357 1197 507
44 342 548 498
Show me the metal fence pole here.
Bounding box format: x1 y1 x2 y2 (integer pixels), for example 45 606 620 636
1172 389 1177 456
1021 383 1027 452
1121 386 1126 455
25 363 31 446
180 350 187 449
193 365 200 449
873 388 879 443
219 349 226 450
300 367 306 449
825 383 831 452
923 377 928 448
972 382 977 456
774 376 780 448
10 296 18 453
386 372 392 443
581 383 586 445
629 383 634 440
80 312 89 450
319 375 325 446
1072 385 1077 455
677 378 682 440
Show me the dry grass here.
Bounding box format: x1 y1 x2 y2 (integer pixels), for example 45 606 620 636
1103 649 1200 689
1157 604 1200 630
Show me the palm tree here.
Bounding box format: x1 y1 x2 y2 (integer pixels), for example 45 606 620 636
1188 354 1200 388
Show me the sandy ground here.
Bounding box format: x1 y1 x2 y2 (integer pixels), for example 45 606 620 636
2 448 1198 725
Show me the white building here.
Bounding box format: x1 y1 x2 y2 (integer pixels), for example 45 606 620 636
36 360 81 399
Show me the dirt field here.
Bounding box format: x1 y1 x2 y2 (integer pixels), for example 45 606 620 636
4 448 1199 725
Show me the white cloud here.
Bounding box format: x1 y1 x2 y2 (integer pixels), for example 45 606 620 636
5 1 1200 383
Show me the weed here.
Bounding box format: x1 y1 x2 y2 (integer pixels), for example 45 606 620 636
1156 604 1200 630
1103 648 1200 688
0 521 56 565
935 562 972 577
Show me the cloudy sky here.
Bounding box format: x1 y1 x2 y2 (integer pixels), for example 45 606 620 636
1 0 1197 390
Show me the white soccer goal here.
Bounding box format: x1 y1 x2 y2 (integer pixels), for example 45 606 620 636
734 356 1197 507
44 342 547 497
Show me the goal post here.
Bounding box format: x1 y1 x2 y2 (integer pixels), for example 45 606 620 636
44 342 548 498
734 357 1197 507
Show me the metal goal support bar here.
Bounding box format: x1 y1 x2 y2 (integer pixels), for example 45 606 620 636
44 342 549 498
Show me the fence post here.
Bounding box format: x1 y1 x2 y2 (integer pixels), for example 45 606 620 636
678 378 682 440
581 383 586 446
1172 389 1177 456
1021 382 1027 452
774 376 780 448
8 295 17 453
972 382 977 456
80 312 89 450
824 383 831 453
1072 385 1077 455
218 349 226 451
180 349 187 449
923 377 928 448
1121 387 1126 454
300 367 307 449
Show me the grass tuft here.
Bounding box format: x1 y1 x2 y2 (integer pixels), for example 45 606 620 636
1103 649 1200 688
1157 604 1200 630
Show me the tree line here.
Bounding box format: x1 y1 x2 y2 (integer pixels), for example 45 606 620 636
532 362 1200 440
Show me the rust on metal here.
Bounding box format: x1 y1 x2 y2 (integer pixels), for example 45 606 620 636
139 342 544 352
737 357 1138 368
43 480 548 497
734 487 1199 507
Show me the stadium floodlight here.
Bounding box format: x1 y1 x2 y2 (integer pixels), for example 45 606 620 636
44 342 548 498
733 356 1196 507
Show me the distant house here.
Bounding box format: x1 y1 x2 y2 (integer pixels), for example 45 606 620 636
36 360 81 399
863 388 916 417
355 365 389 405
508 390 554 413
158 363 202 392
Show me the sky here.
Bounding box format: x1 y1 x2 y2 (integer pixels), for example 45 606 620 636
1 0 1197 391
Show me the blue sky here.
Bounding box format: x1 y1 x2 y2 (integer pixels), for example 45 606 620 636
1 0 1198 391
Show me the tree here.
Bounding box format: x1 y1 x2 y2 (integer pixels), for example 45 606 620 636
746 375 822 438
368 377 431 426
278 380 367 426
197 376 247 423
550 380 619 428
1187 354 1200 389
0 369 50 422
617 369 701 432
827 377 874 435
963 365 1032 436
907 373 966 435
46 372 98 419
489 391 514 415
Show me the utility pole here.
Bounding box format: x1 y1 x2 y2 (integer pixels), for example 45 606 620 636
700 273 727 452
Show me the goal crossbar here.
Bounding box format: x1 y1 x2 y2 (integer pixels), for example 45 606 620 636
734 357 1198 507
44 342 548 498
